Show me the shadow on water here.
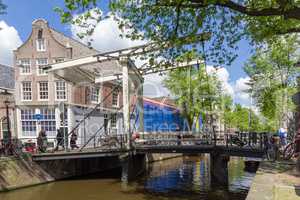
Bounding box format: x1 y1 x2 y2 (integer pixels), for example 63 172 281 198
0 155 256 200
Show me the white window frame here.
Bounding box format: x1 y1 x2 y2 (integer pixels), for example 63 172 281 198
111 113 117 129
18 59 31 75
112 90 119 107
36 38 46 52
90 86 100 104
55 81 67 101
38 81 49 101
21 82 32 101
40 108 56 136
36 58 48 75
21 109 36 137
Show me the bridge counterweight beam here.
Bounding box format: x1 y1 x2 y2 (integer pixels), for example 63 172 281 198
122 58 131 149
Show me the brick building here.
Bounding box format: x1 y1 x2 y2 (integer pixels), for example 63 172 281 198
14 19 123 147
0 64 15 140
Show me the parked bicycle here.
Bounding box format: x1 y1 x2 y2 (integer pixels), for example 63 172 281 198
282 133 300 160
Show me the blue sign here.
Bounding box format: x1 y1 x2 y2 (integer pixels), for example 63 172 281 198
33 114 43 120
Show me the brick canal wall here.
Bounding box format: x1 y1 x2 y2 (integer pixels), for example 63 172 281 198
0 155 54 192
0 153 182 192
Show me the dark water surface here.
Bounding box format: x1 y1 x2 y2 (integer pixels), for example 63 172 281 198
0 156 255 200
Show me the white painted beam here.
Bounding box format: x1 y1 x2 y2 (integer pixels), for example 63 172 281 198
95 75 122 83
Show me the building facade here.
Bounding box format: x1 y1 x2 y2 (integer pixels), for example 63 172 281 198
0 64 15 140
14 19 123 147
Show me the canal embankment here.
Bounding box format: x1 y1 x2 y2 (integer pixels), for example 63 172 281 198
246 160 300 200
0 153 182 192
0 155 54 192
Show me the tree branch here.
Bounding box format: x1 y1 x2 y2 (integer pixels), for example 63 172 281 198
156 0 300 20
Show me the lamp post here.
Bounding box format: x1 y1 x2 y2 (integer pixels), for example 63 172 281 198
4 99 11 144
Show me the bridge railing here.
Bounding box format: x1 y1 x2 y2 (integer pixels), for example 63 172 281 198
134 132 268 150
0 138 24 157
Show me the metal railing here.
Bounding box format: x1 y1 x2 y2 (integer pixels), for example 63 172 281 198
0 138 24 157
134 132 268 151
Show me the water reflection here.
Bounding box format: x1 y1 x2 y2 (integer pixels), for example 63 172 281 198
0 155 255 200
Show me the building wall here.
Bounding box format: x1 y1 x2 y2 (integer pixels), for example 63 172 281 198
135 98 184 132
0 93 15 139
13 19 124 145
0 64 15 140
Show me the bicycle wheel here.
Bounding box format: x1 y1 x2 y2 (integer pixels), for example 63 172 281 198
283 142 295 160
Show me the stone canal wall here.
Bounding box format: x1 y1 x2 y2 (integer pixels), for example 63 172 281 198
0 155 54 192
246 161 300 200
0 153 183 192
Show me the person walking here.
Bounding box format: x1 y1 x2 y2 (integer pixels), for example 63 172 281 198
54 129 64 151
37 129 47 153
279 127 287 149
70 131 79 150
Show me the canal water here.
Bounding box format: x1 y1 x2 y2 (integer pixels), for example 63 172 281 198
0 155 255 200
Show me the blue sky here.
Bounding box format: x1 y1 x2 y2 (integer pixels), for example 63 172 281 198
0 0 253 105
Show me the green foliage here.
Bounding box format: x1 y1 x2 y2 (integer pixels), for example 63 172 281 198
163 64 221 127
223 103 267 132
57 0 300 66
244 36 300 130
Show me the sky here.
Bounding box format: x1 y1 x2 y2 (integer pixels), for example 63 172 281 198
0 0 253 106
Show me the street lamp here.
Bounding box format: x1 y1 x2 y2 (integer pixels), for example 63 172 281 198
4 99 12 143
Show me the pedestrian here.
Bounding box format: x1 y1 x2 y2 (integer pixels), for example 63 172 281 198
54 129 64 151
271 132 280 160
70 131 79 150
278 127 287 148
177 134 182 145
37 129 47 153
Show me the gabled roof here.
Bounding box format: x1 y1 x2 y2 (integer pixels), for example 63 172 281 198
49 28 100 58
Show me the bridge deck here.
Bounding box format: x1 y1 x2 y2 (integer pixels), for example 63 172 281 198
32 148 129 161
32 144 265 161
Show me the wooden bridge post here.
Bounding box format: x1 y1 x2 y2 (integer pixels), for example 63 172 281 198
121 153 146 182
210 152 230 186
121 58 131 149
137 75 144 133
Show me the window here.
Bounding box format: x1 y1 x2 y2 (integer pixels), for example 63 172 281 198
36 58 48 75
111 114 117 129
21 82 32 101
53 58 65 63
90 87 100 103
60 107 68 127
112 90 119 107
38 82 48 100
56 81 67 100
19 59 31 74
40 108 56 136
1 117 8 139
21 109 36 136
36 38 46 51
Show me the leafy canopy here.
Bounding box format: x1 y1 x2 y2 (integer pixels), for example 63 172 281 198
244 36 300 129
56 0 300 66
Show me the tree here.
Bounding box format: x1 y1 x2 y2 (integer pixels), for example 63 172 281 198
244 36 300 130
56 0 300 66
163 64 221 129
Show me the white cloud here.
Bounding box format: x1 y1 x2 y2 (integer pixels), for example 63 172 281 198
207 66 234 96
71 13 145 52
0 21 22 66
71 13 168 97
143 73 170 97
233 76 251 106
